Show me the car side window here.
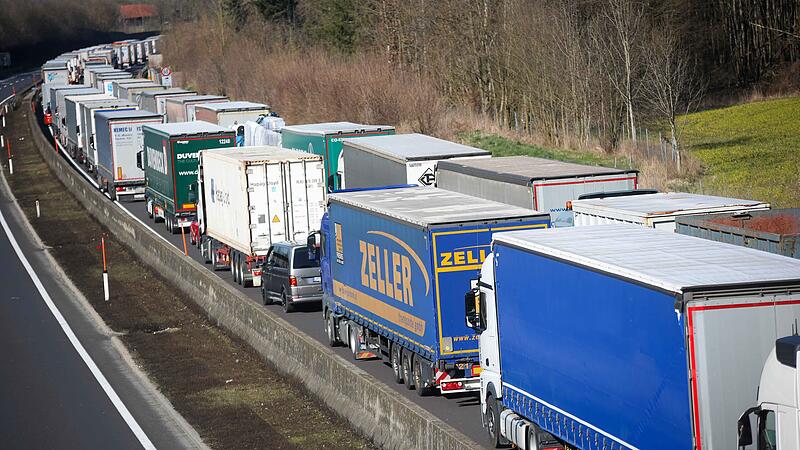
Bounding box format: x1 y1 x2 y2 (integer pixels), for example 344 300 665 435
275 246 289 269
266 248 277 267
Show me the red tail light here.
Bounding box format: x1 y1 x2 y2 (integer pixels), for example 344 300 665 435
440 381 464 391
289 276 297 287
116 186 124 191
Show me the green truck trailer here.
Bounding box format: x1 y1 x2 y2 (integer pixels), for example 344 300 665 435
140 121 236 233
281 122 395 191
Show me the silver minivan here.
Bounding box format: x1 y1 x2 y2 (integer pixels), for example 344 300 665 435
260 241 322 312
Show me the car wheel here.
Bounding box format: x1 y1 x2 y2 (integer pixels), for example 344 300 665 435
486 395 504 448
282 291 293 313
413 358 430 397
325 311 338 347
402 353 414 390
261 285 270 306
391 344 404 384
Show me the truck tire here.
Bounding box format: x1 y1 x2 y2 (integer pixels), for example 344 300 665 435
230 252 238 283
413 358 431 397
241 259 251 288
402 353 414 390
324 311 338 347
390 344 404 384
202 239 212 264
261 285 271 306
107 182 117 201
485 395 506 448
348 325 359 359
282 291 294 313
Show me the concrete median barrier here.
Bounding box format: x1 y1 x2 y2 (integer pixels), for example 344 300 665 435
25 92 481 450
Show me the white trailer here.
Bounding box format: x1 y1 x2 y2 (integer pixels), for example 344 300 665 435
111 79 154 99
80 99 137 168
436 155 639 227
196 147 326 287
164 95 228 123
341 133 491 190
138 88 196 115
571 192 771 231
194 101 271 130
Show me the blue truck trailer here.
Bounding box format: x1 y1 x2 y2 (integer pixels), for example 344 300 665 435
466 224 800 450
318 186 550 395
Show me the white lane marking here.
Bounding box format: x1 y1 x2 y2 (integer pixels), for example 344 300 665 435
0 208 157 450
114 200 172 246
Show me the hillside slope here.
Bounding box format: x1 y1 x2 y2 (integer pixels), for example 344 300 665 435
681 96 800 207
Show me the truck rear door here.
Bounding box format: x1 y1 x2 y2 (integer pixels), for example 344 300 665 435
284 159 325 242
248 162 288 248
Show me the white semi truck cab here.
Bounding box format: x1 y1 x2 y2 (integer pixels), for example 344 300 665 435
738 335 800 450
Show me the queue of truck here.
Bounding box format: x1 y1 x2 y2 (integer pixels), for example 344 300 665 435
37 40 800 450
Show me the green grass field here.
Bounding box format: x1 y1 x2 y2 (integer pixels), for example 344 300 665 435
460 132 625 168
680 96 800 207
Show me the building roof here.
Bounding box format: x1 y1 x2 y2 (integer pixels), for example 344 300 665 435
329 186 547 227
282 122 394 136
143 121 232 136
342 133 490 163
571 192 769 219
436 155 637 185
495 224 800 293
119 4 158 20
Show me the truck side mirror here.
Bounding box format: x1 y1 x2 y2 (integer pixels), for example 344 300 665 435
464 288 485 332
737 407 757 447
307 232 320 261
136 151 143 169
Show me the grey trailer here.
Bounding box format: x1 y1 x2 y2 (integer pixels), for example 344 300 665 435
111 79 154 99
80 99 138 168
138 88 196 115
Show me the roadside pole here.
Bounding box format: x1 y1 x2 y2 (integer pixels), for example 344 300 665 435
101 237 109 301
6 140 12 175
180 225 188 256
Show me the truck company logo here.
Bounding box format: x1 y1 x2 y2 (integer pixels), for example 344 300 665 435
113 126 133 133
418 168 435 186
359 231 430 307
439 244 491 269
209 178 230 206
176 152 199 160
146 141 168 175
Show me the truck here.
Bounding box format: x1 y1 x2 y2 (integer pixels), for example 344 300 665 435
118 83 164 104
56 88 102 145
675 208 800 259
95 72 133 95
95 110 163 200
195 147 326 287
570 192 770 231
194 101 271 131
317 186 550 396
281 122 395 191
64 93 114 157
111 79 154 99
138 88 196 115
164 95 228 123
465 224 800 450
84 66 116 87
141 121 236 233
78 99 137 166
436 155 639 227
341 133 490 189
41 60 69 85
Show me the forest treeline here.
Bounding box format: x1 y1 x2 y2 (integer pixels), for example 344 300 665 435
0 0 117 49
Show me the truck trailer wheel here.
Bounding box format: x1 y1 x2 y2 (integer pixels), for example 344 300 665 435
402 353 414 390
324 311 339 347
485 395 507 448
230 252 238 283
413 358 431 397
348 325 359 359
390 344 404 384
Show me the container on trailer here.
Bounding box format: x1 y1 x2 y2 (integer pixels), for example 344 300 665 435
675 208 800 258
164 95 228 123
95 72 132 95
95 110 164 200
119 83 165 104
571 192 770 231
64 94 114 155
282 122 395 191
341 133 490 190
437 155 639 227
84 66 115 86
41 83 72 114
197 147 326 287
41 60 69 85
111 79 154 99
138 88 196 115
56 88 101 142
142 121 236 232
80 99 137 168
322 187 550 395
470 224 800 450
194 101 271 129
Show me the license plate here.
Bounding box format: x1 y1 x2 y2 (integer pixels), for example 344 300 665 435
313 276 321 283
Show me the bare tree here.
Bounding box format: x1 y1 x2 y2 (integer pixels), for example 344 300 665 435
641 24 703 172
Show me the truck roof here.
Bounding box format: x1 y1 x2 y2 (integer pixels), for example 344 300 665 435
282 121 394 136
195 101 271 112
204 146 322 163
96 109 162 121
677 208 800 238
571 192 769 218
167 95 228 105
139 88 195 98
81 99 135 109
495 224 800 293
61 88 102 98
342 133 490 162
144 121 232 137
437 155 637 184
329 186 548 227
112 79 154 87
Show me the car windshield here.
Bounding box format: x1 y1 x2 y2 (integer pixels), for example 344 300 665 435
293 247 319 269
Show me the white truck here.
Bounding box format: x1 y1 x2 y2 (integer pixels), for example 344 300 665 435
138 88 197 116
340 133 491 189
571 192 770 231
164 95 228 123
78 99 137 167
194 101 271 130
196 147 326 288
436 155 639 227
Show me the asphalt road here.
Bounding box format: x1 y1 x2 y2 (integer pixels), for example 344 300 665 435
0 167 204 449
0 71 37 103
118 195 488 446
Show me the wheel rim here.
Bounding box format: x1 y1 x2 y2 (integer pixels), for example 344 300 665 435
326 314 334 341
414 363 422 389
350 329 357 354
487 403 497 439
392 349 400 378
